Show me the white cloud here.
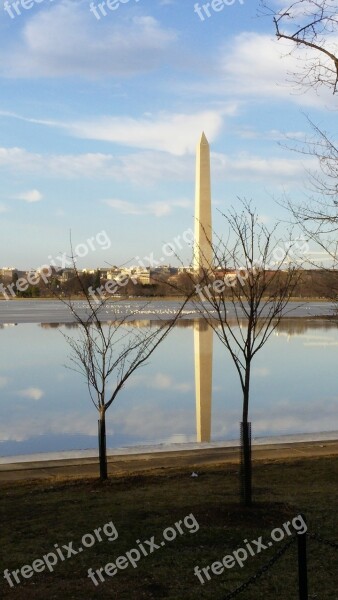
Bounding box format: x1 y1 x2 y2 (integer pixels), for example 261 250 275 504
128 372 193 393
16 189 43 203
212 151 316 183
151 373 172 389
0 376 8 388
0 404 194 445
220 33 297 98
236 127 308 142
0 203 8 213
211 32 338 109
112 403 193 439
112 150 193 183
2 5 177 79
0 144 191 183
7 111 225 156
105 197 191 217
0 412 97 442
17 387 44 401
214 400 338 440
0 145 316 186
150 373 193 393
174 382 193 393
60 109 231 155
257 214 271 225
0 106 234 155
0 145 193 183
252 367 269 377
0 146 119 178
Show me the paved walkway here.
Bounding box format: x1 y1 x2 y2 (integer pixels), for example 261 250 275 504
1 440 337 482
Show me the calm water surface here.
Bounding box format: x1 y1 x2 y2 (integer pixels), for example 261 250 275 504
0 308 337 457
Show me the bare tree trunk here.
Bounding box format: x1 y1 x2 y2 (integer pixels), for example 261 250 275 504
98 407 108 481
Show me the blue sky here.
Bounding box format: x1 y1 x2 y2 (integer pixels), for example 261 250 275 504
0 0 336 269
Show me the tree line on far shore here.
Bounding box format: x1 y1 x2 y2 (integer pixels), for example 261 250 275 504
2 266 338 300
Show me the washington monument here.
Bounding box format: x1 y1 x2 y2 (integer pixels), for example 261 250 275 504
193 132 213 442
193 132 212 272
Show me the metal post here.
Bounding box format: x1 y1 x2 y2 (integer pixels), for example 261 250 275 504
98 417 108 480
240 421 252 506
297 515 308 600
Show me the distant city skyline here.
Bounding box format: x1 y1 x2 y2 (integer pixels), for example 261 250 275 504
0 1 335 268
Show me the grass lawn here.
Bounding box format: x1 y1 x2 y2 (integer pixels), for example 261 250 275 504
1 456 337 600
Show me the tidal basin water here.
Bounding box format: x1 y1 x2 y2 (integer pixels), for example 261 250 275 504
0 301 337 458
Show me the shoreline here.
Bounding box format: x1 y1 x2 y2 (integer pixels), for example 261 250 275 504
0 295 335 302
1 439 337 482
0 299 336 325
1 431 337 481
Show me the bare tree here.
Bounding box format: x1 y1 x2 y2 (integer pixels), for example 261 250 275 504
262 0 338 93
52 261 192 480
281 117 338 271
261 1 338 275
189 201 300 505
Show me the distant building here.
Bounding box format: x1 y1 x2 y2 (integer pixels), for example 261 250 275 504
82 268 96 275
83 268 110 280
137 269 152 285
106 269 122 280
98 269 109 280
0 267 17 281
59 268 76 282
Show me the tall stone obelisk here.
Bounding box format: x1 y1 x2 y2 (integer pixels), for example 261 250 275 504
193 132 212 272
193 132 213 443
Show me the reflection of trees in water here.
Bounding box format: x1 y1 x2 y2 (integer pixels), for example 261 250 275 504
39 322 78 329
275 318 338 336
38 317 338 337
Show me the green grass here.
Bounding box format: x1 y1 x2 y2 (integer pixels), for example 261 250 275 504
1 457 337 600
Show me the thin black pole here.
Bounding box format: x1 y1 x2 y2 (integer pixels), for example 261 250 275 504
240 421 252 506
98 416 108 480
297 515 308 600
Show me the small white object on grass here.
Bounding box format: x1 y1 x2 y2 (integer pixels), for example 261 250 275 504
191 472 198 478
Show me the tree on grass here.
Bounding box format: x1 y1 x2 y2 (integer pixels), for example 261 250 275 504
51 259 192 480
190 201 300 505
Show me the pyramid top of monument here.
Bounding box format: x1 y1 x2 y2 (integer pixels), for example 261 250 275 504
200 131 209 145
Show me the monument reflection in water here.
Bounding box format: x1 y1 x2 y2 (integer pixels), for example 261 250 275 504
194 320 213 443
